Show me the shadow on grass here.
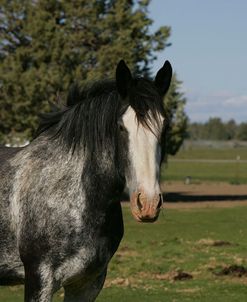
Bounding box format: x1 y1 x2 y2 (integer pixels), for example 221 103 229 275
163 192 247 203
120 192 247 203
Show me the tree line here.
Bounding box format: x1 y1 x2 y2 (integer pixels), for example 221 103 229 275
188 118 247 141
0 0 187 156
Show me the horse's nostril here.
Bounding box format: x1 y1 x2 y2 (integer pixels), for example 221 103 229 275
137 193 143 210
157 194 163 209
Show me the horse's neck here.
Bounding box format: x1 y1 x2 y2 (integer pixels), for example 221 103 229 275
10 138 83 202
22 138 84 178
15 137 121 210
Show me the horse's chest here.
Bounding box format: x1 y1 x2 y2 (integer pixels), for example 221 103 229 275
55 237 111 285
54 203 123 285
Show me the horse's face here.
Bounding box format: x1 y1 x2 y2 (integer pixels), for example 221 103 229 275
122 106 164 222
116 60 172 223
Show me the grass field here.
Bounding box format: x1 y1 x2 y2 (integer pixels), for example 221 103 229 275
1 205 247 302
162 146 247 184
174 147 247 160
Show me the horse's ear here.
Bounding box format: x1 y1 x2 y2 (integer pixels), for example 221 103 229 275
67 83 81 107
116 60 132 98
154 60 172 96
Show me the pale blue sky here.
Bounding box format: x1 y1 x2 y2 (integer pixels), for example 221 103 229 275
149 0 247 122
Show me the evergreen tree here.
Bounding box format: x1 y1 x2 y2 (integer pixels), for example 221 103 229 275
187 122 204 140
204 118 229 140
237 122 247 141
0 0 187 157
225 119 237 140
164 74 188 155
186 118 247 141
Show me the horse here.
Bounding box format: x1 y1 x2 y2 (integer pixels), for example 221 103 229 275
0 59 172 302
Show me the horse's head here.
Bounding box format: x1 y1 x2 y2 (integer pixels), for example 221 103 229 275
116 60 172 223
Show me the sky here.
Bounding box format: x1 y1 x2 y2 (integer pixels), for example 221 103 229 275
149 0 247 123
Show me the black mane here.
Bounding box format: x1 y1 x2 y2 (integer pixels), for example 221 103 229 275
36 78 166 154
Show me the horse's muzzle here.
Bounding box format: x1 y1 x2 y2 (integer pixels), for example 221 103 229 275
130 190 163 223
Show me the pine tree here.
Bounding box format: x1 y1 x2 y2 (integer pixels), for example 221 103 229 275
164 74 188 155
237 123 247 141
0 0 187 156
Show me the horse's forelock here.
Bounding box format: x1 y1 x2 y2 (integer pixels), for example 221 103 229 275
36 78 165 155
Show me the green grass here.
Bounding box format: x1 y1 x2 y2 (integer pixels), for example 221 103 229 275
1 206 247 301
162 161 247 183
174 147 247 160
162 146 247 183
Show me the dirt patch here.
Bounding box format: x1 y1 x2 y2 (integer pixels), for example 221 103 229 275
104 277 130 288
173 271 193 281
176 287 201 294
116 245 139 257
121 182 247 209
105 271 194 289
197 238 236 247
212 241 234 247
139 270 193 282
213 265 247 277
162 181 247 209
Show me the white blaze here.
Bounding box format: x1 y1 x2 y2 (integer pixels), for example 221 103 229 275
122 106 163 197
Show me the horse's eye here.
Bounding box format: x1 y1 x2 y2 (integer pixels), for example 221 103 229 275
118 121 125 132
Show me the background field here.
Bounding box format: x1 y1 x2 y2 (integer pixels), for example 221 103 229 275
1 203 247 302
162 146 247 184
